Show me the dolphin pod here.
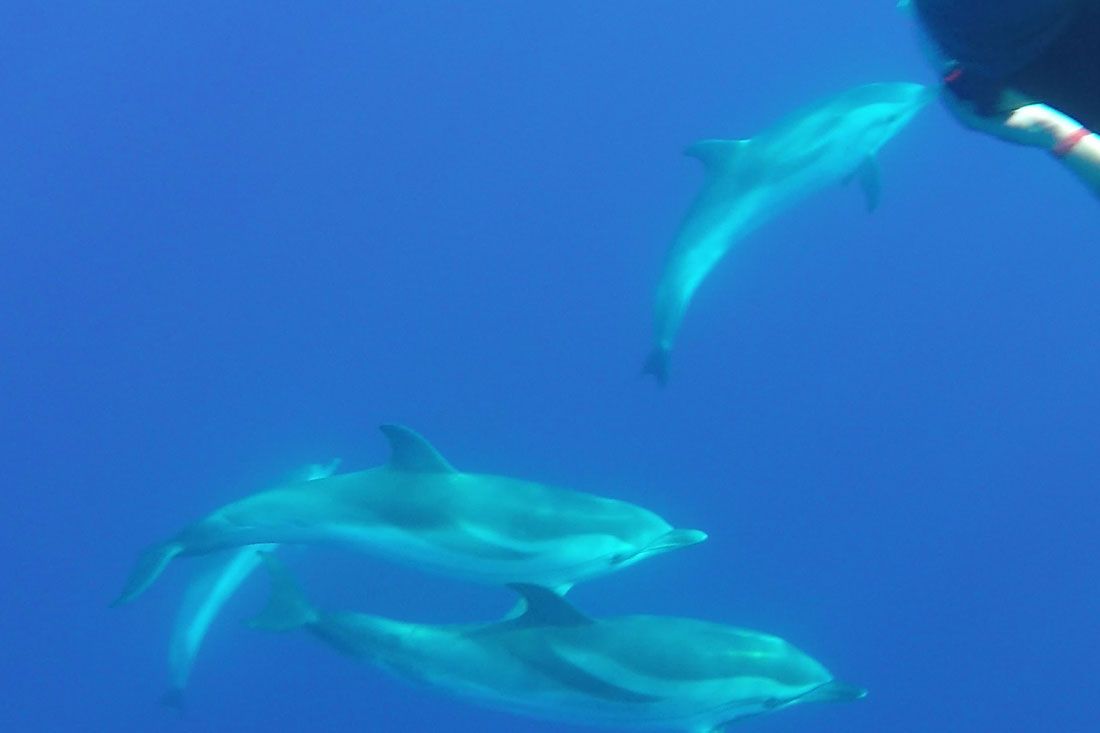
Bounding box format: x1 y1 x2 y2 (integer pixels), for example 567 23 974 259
162 460 340 709
249 555 865 733
646 82 931 384
111 81 904 731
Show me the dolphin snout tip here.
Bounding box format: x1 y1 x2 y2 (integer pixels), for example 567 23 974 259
823 680 868 702
914 84 937 106
685 529 708 544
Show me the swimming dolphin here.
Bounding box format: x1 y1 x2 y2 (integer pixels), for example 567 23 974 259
645 82 931 383
161 459 340 709
112 425 706 606
250 556 865 732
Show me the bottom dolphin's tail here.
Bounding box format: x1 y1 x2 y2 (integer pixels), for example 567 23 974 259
111 541 184 607
247 554 318 632
642 346 670 386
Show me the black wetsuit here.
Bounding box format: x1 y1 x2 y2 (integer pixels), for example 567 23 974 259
915 0 1100 130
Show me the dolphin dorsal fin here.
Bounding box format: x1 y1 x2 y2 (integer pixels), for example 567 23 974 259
507 584 592 628
684 138 751 176
379 424 456 474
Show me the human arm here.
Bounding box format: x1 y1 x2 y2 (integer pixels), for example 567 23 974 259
1003 105 1100 194
943 92 1100 196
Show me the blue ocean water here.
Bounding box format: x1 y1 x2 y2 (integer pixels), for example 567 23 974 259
4 2 1099 731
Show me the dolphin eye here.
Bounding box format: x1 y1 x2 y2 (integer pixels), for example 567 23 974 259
762 697 782 709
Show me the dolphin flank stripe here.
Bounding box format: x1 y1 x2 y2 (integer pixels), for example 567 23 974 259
551 642 814 721
523 649 665 704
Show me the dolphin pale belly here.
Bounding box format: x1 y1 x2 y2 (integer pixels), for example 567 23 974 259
646 82 931 383
113 425 706 606
250 557 865 732
161 460 340 709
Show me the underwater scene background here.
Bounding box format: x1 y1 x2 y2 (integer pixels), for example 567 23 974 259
4 2 1098 731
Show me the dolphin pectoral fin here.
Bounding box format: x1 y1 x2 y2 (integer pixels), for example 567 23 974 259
857 157 881 212
379 424 456 474
111 541 184 607
642 346 670 386
246 554 318 632
612 528 708 565
505 584 592 628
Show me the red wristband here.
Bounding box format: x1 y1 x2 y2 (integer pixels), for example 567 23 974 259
1053 127 1090 157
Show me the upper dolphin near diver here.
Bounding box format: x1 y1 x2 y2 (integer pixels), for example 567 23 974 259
251 555 865 732
645 82 931 384
113 425 706 607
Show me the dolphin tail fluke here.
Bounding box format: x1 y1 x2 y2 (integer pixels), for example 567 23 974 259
247 554 318 632
111 541 184 607
642 347 670 386
159 687 185 713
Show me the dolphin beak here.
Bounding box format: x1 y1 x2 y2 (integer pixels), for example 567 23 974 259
798 679 868 704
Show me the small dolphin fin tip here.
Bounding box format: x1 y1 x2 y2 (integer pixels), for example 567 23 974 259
506 584 592 628
303 458 341 481
111 541 183 607
379 424 456 474
642 347 670 386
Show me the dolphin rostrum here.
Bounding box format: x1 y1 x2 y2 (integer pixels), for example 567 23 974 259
161 459 340 709
250 556 865 732
113 425 706 606
645 82 931 383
